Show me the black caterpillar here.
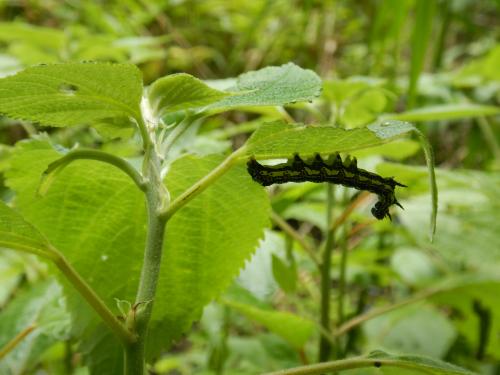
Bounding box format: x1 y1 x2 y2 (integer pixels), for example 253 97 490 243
247 153 406 220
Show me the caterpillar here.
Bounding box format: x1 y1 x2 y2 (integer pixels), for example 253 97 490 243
247 153 406 220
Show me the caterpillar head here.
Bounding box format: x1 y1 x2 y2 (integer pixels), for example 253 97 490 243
371 201 390 220
371 195 404 220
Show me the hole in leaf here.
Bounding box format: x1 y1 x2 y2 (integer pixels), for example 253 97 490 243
59 83 79 95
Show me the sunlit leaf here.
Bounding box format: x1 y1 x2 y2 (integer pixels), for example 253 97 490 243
208 63 321 110
243 120 415 159
148 73 231 117
0 62 142 127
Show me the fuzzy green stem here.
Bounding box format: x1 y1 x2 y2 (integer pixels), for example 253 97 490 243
162 148 245 220
125 148 168 375
318 184 335 361
135 116 152 152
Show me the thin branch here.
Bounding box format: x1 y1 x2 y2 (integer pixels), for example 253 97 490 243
270 210 319 266
0 324 36 360
330 191 371 232
318 184 335 361
39 149 146 195
162 147 246 220
49 246 136 344
1 243 135 344
337 223 349 329
334 287 442 338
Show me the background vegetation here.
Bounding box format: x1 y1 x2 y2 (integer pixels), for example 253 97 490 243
0 0 499 374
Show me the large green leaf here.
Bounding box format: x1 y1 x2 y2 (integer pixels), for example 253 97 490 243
147 73 231 117
223 299 314 349
149 154 270 352
243 120 415 159
388 104 500 122
352 139 420 160
208 63 321 110
0 62 143 127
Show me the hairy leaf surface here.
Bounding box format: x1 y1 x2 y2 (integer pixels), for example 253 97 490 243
0 62 142 127
208 63 321 110
243 120 415 159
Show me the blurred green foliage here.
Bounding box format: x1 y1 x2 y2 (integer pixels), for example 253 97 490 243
0 0 499 374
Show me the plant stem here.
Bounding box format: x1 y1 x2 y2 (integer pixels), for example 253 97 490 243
162 148 245 220
1 241 136 346
125 148 168 375
329 192 370 232
0 324 36 360
336 222 349 358
50 247 135 344
40 149 146 195
318 184 335 361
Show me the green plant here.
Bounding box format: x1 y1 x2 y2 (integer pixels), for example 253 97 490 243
0 61 473 375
